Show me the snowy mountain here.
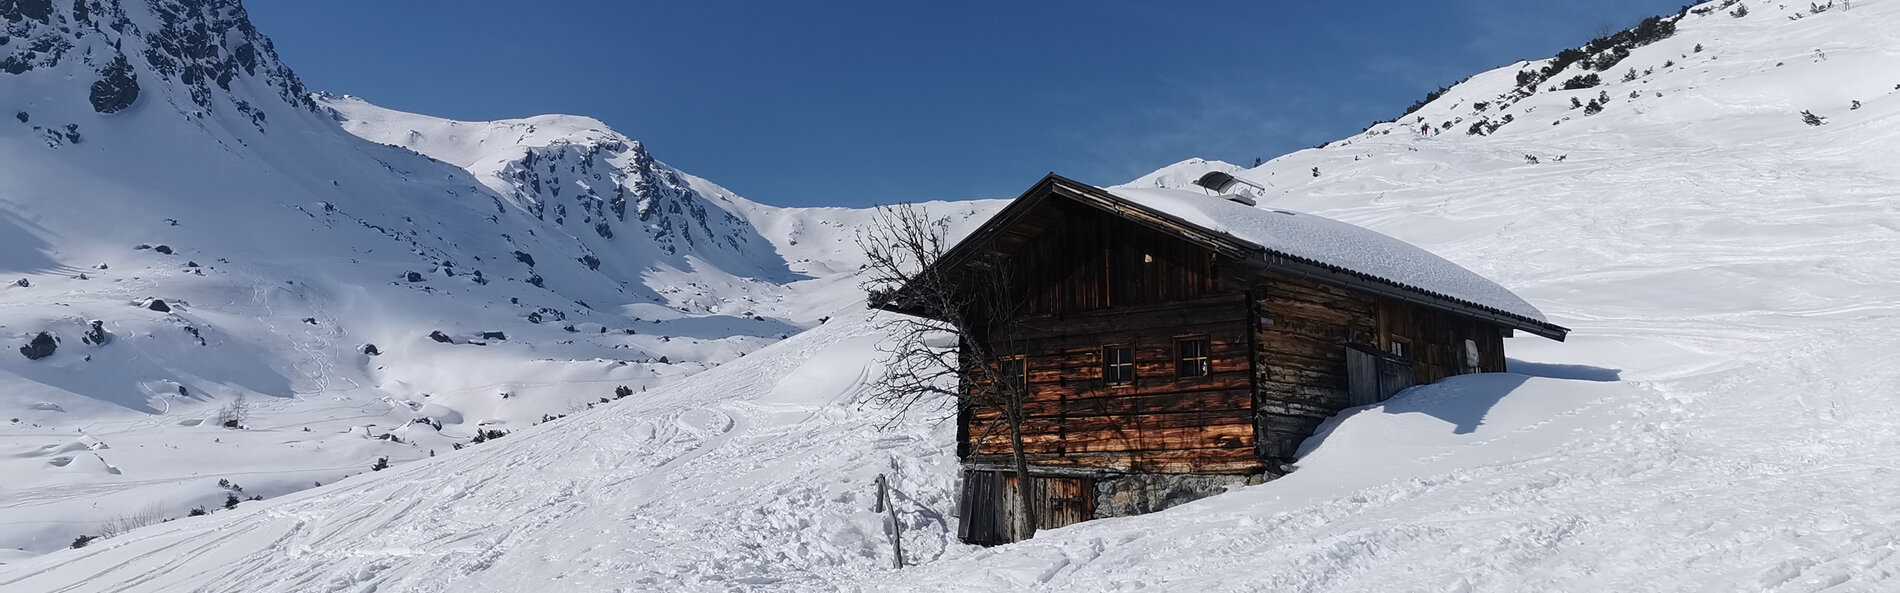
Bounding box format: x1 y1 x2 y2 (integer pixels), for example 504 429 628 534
320 95 795 286
0 0 991 558
7 0 1900 591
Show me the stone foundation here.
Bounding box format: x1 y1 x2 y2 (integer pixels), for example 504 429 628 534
1093 473 1255 518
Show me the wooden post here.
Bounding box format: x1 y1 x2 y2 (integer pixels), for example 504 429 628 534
875 474 904 568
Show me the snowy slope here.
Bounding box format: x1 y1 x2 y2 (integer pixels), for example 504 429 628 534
0 0 994 557
0 307 972 591
8 0 1900 591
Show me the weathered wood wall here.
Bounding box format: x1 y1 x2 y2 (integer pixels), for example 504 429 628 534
961 201 1258 474
1000 198 1223 316
1249 272 1512 461
1378 300 1508 384
1251 274 1379 461
966 297 1259 474
958 469 1096 545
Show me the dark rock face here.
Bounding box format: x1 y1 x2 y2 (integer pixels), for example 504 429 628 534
145 298 171 312
180 324 204 345
153 245 173 255
525 307 565 325
427 330 453 344
404 271 423 283
512 251 535 266
88 54 138 114
359 343 379 355
81 320 109 345
2 0 54 23
19 331 56 360
138 0 316 119
479 331 506 341
5 0 316 131
489 138 792 283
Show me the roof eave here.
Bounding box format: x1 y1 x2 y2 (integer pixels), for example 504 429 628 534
1250 252 1570 341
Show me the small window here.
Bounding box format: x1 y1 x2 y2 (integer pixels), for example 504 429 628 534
1176 338 1210 378
1103 346 1134 385
999 356 1026 392
1459 339 1481 374
1388 337 1408 358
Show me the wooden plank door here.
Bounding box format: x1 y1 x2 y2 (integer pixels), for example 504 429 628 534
1377 357 1416 402
1346 346 1416 405
1037 477 1095 531
957 470 1007 545
1346 347 1381 406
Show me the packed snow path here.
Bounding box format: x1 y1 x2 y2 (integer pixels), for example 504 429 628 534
0 310 965 592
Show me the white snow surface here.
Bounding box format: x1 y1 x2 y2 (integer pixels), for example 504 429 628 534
1118 157 1244 190
1106 186 1548 321
8 0 1900 591
0 0 996 562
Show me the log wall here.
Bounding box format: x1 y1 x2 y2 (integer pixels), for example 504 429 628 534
1001 197 1224 317
1378 300 1509 384
965 296 1260 474
1251 275 1380 461
1249 272 1513 461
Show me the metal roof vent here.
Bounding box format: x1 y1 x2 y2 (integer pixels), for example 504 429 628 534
1191 171 1264 206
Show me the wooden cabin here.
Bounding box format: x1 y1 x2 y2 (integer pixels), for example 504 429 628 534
875 174 1568 545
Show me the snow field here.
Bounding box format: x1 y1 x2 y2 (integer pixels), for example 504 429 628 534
7 0 1900 591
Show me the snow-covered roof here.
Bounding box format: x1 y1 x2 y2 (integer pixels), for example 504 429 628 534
1098 186 1552 325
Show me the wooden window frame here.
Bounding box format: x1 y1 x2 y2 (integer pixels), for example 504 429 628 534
1102 344 1135 386
1387 336 1410 358
1175 336 1211 379
999 355 1027 392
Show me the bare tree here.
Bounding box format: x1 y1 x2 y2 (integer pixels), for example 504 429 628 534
216 393 248 429
859 203 1040 542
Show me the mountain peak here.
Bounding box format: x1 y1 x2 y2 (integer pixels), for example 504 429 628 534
4 0 313 129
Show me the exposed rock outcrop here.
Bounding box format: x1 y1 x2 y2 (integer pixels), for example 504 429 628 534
19 331 57 360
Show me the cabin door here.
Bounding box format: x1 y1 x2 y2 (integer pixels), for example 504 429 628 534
1346 346 1416 406
957 469 1007 546
1037 477 1095 531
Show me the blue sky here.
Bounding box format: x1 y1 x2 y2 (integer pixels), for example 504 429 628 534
247 1 1686 208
